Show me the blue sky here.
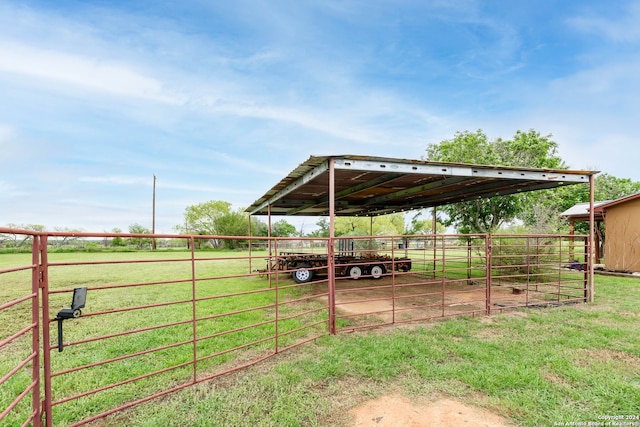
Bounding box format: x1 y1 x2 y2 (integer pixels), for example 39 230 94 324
1 0 639 234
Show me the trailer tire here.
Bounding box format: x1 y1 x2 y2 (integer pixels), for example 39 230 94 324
347 265 363 280
369 264 386 279
292 265 314 284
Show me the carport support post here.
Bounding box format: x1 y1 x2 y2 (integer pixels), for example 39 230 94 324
267 205 273 289
589 174 595 302
328 158 337 334
247 214 252 274
432 208 437 278
485 234 492 315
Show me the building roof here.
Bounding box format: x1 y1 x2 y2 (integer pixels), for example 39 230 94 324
593 192 640 212
247 155 596 217
561 201 610 220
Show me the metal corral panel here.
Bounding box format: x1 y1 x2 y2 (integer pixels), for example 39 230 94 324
247 154 596 217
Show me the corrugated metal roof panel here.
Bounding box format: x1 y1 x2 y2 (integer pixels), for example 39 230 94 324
247 155 598 217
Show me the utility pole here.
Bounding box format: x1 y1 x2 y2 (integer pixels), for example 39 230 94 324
152 174 157 250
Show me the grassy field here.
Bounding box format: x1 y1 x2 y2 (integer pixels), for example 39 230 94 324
106 273 640 427
1 246 634 426
0 250 329 426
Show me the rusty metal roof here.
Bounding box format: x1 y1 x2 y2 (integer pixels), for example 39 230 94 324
246 155 597 217
593 192 640 212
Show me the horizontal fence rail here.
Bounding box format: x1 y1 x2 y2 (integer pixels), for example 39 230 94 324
0 228 590 426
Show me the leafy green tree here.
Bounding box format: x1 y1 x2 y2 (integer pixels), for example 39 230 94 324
251 218 269 237
404 211 446 234
592 173 640 201
181 200 269 249
183 200 233 235
424 129 567 233
128 223 152 249
308 218 330 237
332 213 405 236
517 172 640 235
1 223 46 247
309 213 428 237
111 227 125 247
53 226 83 247
335 217 371 236
271 219 297 237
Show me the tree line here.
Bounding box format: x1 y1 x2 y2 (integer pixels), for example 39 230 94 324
424 129 640 235
3 129 638 250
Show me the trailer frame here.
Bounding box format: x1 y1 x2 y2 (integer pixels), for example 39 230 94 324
270 251 412 283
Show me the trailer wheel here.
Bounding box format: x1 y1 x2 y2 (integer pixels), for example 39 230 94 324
347 265 363 280
292 265 314 284
369 264 386 279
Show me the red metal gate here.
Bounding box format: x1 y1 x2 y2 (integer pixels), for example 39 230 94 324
0 228 590 426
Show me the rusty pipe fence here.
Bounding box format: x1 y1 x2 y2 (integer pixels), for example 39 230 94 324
0 229 590 426
330 234 590 332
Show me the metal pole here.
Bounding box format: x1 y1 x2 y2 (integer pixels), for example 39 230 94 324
328 158 336 334
31 235 42 427
467 238 472 284
152 175 157 250
486 234 492 315
268 205 273 289
391 238 396 324
370 216 373 251
247 215 252 274
190 236 197 384
589 175 595 302
39 236 52 427
441 235 446 318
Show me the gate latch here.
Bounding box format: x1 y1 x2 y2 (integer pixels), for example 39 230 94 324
55 287 87 352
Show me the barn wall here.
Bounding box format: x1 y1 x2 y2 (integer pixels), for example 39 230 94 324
604 198 640 272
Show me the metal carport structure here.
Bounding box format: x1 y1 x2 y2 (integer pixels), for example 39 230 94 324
247 155 596 218
246 154 598 330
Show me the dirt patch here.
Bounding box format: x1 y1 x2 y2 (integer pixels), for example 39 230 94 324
315 274 529 326
349 394 512 427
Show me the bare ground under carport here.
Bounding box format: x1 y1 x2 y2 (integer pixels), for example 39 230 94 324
313 272 531 324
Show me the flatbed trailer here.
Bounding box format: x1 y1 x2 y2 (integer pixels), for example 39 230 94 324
269 252 412 283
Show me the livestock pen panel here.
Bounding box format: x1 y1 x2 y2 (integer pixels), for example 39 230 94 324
0 229 590 426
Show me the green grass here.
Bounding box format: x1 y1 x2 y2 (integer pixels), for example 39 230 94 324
0 250 328 426
2 249 636 426
108 273 640 427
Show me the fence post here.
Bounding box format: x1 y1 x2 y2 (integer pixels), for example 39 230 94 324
327 237 336 334
485 235 492 315
583 238 589 302
30 236 42 427
467 238 472 284
190 236 197 384
440 236 446 318
38 235 53 427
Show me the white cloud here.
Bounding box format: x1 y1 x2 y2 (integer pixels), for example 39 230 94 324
79 175 148 185
79 175 253 195
0 180 27 198
0 123 18 156
0 40 185 104
568 1 640 43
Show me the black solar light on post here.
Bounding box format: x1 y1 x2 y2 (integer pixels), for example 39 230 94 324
55 287 87 352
